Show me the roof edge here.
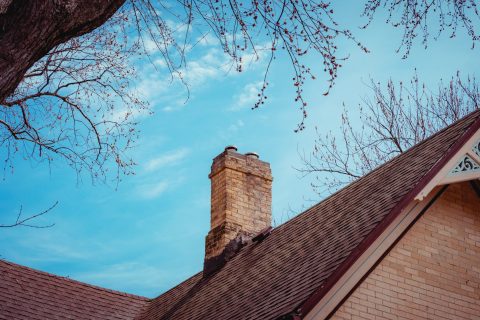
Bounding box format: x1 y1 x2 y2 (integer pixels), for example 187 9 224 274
0 259 149 301
272 111 479 236
297 111 480 318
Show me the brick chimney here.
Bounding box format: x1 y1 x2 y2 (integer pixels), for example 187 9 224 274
204 146 272 263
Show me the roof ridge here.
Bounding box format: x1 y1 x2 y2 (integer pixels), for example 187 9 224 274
390 108 480 156
0 259 149 301
153 271 203 299
273 108 480 232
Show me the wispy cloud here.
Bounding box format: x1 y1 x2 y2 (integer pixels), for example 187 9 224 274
136 180 170 199
73 262 167 296
144 148 189 172
108 103 151 122
229 119 244 132
132 38 270 113
134 174 187 200
2 229 98 264
179 48 235 86
135 73 172 102
195 33 219 47
230 81 264 111
131 148 190 200
217 119 245 141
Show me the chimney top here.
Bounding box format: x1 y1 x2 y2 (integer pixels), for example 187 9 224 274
225 145 238 152
245 152 259 159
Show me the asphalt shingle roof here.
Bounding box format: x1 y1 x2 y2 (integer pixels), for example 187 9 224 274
0 260 148 320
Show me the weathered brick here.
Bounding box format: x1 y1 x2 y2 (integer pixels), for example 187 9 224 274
205 147 272 259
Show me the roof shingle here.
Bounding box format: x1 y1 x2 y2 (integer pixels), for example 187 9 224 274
0 260 149 320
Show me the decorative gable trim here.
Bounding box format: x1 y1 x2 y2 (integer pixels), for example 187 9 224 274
473 138 480 158
450 154 480 174
415 132 480 201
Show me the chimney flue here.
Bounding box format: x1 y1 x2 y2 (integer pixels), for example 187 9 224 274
204 147 272 265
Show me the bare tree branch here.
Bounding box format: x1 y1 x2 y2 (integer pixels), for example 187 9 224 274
362 0 480 57
0 202 58 228
299 71 480 195
1 9 148 183
2 0 479 189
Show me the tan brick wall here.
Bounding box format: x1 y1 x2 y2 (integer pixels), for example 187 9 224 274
205 148 272 259
332 182 480 320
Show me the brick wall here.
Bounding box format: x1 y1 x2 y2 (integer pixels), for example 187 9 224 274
205 147 272 260
332 182 480 320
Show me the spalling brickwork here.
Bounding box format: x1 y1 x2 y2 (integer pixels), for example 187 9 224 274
205 147 272 260
332 181 480 320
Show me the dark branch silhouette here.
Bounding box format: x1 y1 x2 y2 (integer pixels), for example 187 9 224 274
1 0 479 184
299 72 480 195
362 0 480 57
0 201 58 228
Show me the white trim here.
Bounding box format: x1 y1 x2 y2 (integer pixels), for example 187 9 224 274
415 129 480 201
467 149 480 164
304 188 443 320
439 171 480 185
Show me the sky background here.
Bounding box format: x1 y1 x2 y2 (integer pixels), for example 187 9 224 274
1 2 479 297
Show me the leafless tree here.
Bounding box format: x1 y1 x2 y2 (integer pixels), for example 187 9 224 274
299 72 480 195
0 0 365 228
0 1 478 228
1 0 479 184
169 0 369 131
2 10 148 182
0 0 368 182
362 0 480 58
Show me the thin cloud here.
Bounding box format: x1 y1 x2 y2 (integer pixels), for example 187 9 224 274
73 262 167 296
108 104 151 122
144 148 190 172
132 35 269 113
230 81 264 111
217 119 245 141
195 33 220 47
136 180 170 199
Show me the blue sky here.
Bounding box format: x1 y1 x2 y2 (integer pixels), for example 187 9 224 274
1 2 479 297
